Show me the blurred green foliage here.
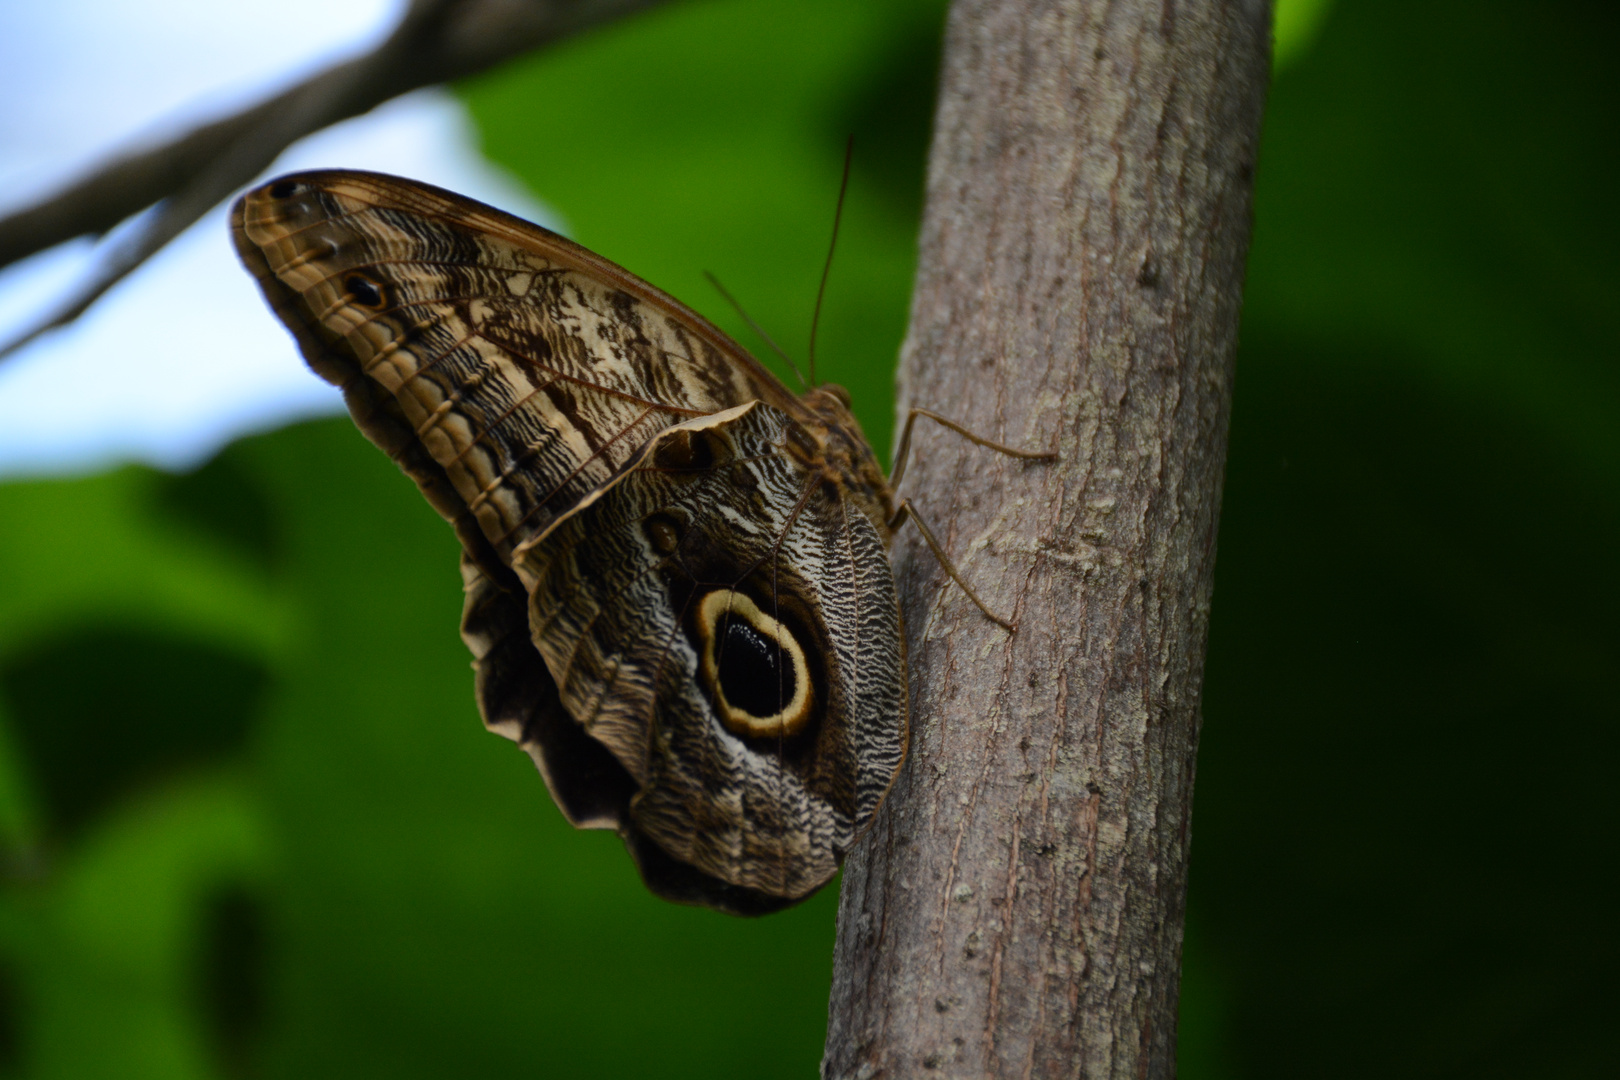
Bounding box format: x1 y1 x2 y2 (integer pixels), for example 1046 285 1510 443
1185 1 1619 1076
0 0 1613 1076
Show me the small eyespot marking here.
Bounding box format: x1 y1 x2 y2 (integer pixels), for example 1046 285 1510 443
267 180 299 199
644 513 682 555
345 274 385 309
653 427 721 472
696 590 813 739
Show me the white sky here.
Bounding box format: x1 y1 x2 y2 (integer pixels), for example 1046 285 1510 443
0 0 558 478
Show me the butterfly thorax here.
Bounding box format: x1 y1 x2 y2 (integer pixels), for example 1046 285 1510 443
792 385 895 543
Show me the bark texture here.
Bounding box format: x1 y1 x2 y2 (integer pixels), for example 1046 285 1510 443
824 1 1271 1077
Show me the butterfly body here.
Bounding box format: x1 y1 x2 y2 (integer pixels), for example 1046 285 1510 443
232 171 905 913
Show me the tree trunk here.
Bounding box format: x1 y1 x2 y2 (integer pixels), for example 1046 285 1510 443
824 1 1271 1076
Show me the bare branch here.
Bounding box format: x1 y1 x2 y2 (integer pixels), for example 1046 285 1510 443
824 0 1272 1076
0 0 665 358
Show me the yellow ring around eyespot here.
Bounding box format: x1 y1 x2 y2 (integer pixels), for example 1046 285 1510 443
697 589 814 739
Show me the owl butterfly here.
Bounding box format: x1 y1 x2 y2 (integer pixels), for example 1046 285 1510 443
231 170 1048 914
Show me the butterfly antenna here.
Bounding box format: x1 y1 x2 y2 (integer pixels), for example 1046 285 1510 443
807 137 854 389
704 271 808 389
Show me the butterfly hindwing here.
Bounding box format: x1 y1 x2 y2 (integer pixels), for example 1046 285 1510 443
460 555 637 832
511 402 905 907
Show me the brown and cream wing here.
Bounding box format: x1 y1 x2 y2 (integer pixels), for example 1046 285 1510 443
230 170 799 572
510 402 907 909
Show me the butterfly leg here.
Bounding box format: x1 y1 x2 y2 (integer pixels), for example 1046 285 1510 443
889 408 1057 490
888 499 1016 632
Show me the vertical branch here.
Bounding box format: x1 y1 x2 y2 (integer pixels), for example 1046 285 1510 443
825 0 1270 1076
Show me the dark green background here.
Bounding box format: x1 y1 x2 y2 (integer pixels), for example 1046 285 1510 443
0 0 1613 1076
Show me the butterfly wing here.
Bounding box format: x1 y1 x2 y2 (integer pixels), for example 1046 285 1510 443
232 171 906 914
231 169 800 573
512 402 906 911
460 554 638 830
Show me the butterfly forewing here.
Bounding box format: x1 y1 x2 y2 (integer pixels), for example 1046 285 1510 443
232 171 796 563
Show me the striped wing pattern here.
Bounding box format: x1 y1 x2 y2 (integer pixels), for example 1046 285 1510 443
231 171 796 569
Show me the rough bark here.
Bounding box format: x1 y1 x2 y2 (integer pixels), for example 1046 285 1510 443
824 1 1270 1077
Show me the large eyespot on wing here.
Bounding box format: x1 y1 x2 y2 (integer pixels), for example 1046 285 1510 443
695 589 815 741
507 401 907 909
229 169 803 575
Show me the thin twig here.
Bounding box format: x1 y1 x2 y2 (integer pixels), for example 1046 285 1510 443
0 0 667 361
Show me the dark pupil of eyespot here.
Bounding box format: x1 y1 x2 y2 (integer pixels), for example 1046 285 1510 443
268 179 298 198
346 275 383 307
717 617 793 719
